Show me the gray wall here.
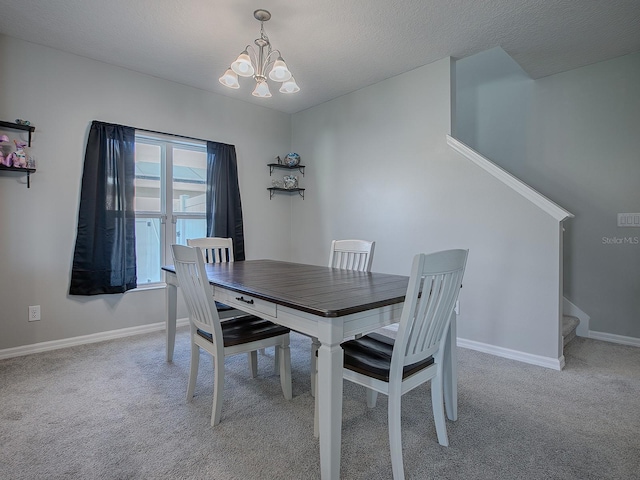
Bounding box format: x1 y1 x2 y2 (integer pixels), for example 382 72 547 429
0 35 291 350
290 58 565 362
1 35 587 364
456 48 640 339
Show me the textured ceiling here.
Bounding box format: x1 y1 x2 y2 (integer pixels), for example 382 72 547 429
0 0 639 114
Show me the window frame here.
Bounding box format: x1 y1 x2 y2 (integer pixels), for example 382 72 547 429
134 132 207 287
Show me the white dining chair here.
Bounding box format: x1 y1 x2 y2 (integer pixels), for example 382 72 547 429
315 249 468 479
310 239 376 397
187 237 244 321
187 236 234 263
188 237 269 369
328 239 376 272
189 237 283 370
171 244 292 426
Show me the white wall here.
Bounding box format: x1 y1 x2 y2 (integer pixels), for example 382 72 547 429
456 48 640 340
291 58 564 362
0 36 291 350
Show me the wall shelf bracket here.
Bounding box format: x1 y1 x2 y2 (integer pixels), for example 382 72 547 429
268 163 305 176
268 187 305 200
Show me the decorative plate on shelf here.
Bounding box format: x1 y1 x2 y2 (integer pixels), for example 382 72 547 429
285 153 300 167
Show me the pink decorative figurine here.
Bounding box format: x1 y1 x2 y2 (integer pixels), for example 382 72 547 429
0 135 9 166
8 139 28 168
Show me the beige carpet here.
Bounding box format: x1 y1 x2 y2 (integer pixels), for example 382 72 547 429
1 328 639 479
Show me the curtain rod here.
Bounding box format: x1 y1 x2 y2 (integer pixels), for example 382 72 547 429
134 127 211 145
92 120 233 147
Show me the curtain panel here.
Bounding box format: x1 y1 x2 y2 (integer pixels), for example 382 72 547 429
69 121 137 295
206 142 246 261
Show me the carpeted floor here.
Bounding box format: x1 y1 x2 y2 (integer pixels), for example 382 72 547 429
1 328 639 479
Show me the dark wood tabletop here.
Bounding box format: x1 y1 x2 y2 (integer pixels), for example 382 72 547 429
163 259 409 318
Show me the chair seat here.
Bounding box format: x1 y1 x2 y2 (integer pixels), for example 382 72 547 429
215 301 235 312
197 315 290 347
342 332 434 382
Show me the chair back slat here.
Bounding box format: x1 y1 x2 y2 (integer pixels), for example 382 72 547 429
393 250 468 374
171 244 223 346
187 237 234 264
328 239 375 272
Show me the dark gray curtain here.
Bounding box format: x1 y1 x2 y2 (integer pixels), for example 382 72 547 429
69 121 137 295
206 142 245 261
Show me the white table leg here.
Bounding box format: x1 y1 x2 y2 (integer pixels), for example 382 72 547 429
317 325 344 480
443 311 458 421
165 276 177 362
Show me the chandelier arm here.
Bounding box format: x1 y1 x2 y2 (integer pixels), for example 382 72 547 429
259 49 282 77
263 49 282 66
244 45 258 64
242 44 265 79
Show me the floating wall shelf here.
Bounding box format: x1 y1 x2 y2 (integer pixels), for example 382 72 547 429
268 163 305 176
267 162 306 199
0 165 36 188
267 187 305 200
0 120 36 147
0 120 37 188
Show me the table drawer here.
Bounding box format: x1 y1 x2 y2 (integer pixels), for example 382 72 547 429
214 288 277 318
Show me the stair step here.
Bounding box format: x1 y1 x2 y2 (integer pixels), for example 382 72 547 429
562 315 579 346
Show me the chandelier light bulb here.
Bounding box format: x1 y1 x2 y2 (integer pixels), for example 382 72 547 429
231 50 255 77
268 57 292 82
252 80 272 98
279 77 300 94
218 68 240 89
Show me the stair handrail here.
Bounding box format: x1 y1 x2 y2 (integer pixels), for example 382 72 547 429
447 135 574 222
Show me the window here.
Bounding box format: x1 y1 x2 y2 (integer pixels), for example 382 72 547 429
134 133 207 285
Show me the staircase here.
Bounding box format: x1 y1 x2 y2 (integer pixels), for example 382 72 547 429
562 315 580 346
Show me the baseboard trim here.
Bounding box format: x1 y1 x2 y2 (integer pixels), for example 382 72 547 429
457 337 564 370
588 331 640 347
0 318 190 360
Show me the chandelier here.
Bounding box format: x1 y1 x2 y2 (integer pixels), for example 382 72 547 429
219 9 300 98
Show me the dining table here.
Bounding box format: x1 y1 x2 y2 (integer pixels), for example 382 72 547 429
162 259 458 480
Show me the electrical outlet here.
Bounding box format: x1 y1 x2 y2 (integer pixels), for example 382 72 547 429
29 305 41 322
618 213 640 227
